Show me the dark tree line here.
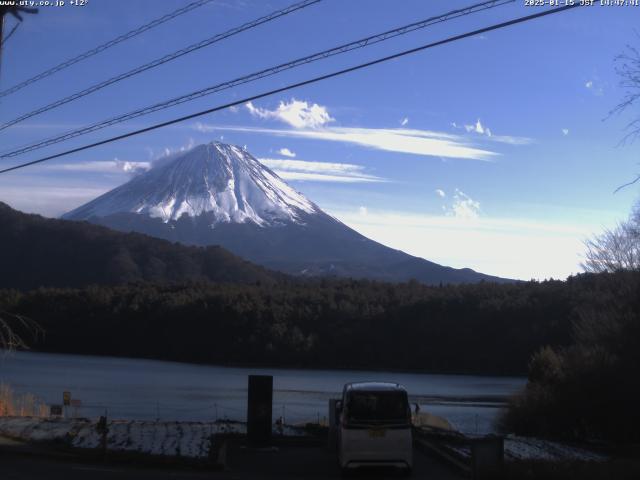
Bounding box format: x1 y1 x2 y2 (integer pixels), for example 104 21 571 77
1 272 631 377
500 271 640 442
498 193 640 443
0 202 280 290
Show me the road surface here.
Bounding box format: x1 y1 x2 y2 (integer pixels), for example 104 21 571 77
1 445 465 479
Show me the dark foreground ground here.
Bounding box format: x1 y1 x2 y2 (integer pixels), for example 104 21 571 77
0 444 465 480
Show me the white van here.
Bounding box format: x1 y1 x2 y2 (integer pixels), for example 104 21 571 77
337 382 413 476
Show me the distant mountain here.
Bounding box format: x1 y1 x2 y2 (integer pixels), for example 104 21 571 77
64 142 511 285
0 202 279 290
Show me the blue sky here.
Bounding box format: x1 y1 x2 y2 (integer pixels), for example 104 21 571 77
0 0 638 280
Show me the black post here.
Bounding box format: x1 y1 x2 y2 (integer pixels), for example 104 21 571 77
97 414 109 461
247 375 273 446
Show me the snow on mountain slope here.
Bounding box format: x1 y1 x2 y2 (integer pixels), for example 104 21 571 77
64 142 317 225
62 141 512 285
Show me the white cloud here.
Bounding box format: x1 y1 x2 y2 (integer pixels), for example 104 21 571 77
435 189 446 198
259 158 384 183
245 99 334 129
562 128 569 136
146 139 198 169
455 118 530 145
195 123 499 161
465 119 491 137
277 147 296 158
448 189 481 219
401 117 409 126
157 139 196 158
584 79 604 96
465 119 485 135
46 159 151 175
487 134 531 145
327 207 605 280
358 206 368 216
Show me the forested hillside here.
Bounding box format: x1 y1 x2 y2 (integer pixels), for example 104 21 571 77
501 270 640 442
0 202 279 289
3 272 630 376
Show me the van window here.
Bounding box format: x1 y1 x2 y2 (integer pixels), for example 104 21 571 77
345 391 409 424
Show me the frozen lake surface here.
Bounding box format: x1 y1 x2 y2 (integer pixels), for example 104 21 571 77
0 351 526 435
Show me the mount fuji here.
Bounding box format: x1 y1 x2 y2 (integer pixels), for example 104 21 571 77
63 142 508 284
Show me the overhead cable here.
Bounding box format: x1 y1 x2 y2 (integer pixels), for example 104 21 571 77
0 0 215 99
0 4 583 175
0 0 514 157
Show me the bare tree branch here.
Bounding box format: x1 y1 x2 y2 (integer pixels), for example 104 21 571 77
614 173 640 193
582 204 640 273
608 34 640 192
608 34 640 145
0 311 43 353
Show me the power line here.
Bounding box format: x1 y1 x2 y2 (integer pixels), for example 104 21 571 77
0 0 322 131
1 0 514 158
0 4 582 176
0 0 214 99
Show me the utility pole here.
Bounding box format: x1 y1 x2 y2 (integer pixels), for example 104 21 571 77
1 9 5 78
0 6 38 80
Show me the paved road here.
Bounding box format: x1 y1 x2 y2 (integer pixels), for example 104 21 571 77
1 446 465 480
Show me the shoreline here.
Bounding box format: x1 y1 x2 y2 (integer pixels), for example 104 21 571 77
1 348 529 381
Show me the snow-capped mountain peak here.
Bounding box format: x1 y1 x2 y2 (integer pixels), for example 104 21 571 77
64 142 317 225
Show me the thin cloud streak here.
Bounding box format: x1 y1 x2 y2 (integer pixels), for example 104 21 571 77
259 158 385 183
275 171 384 183
46 160 151 174
194 123 499 161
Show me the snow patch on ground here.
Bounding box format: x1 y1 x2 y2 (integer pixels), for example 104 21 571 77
420 430 607 463
0 417 307 459
503 435 607 462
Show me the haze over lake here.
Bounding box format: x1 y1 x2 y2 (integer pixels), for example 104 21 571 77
0 351 525 435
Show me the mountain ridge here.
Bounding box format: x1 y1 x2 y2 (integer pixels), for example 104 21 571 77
63 142 512 285
64 142 318 225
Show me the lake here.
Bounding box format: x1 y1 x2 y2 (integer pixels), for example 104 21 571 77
0 351 526 435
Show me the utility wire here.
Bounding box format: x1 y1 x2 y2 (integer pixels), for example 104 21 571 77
0 0 514 158
0 0 214 99
0 4 582 175
0 0 321 131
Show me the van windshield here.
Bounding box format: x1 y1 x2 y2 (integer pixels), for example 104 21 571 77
345 390 409 424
